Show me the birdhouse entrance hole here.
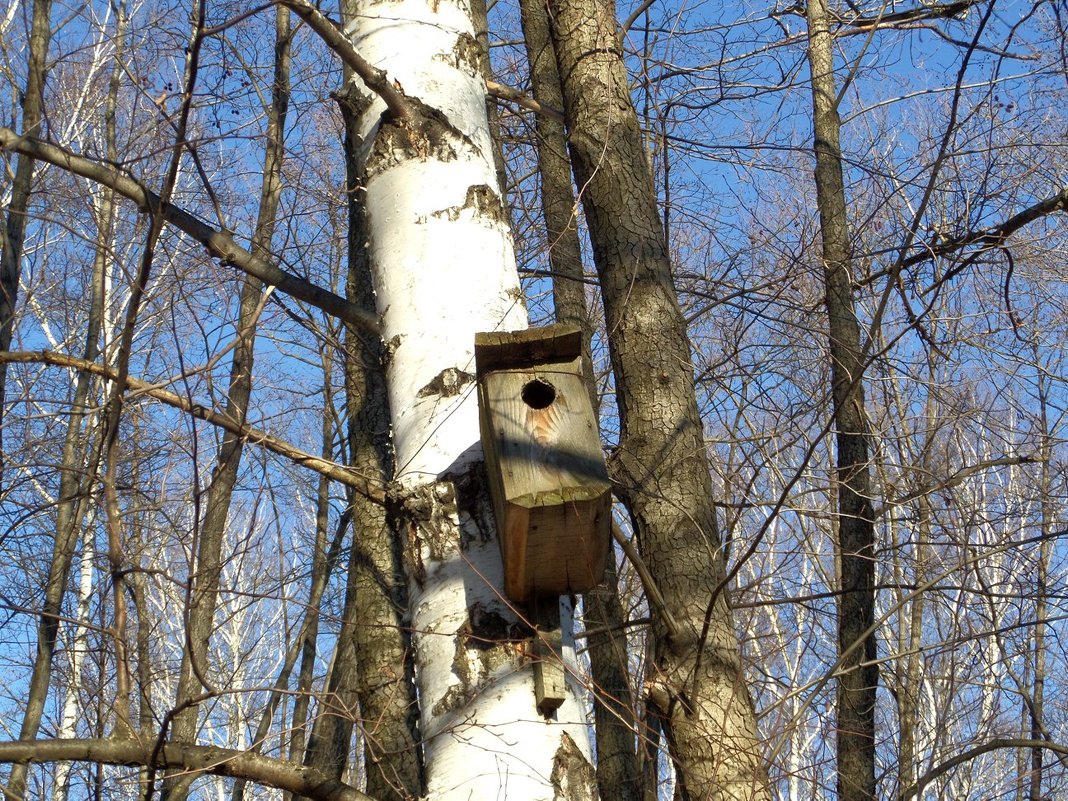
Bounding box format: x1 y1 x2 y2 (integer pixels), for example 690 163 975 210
522 379 556 409
474 323 611 602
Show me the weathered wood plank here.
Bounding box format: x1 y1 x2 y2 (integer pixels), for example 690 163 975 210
532 601 566 716
475 323 582 374
476 325 611 600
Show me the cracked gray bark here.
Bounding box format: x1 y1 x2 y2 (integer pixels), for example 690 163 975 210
519 1 638 797
0 0 52 477
164 9 290 798
804 1 878 798
545 0 769 797
300 57 423 798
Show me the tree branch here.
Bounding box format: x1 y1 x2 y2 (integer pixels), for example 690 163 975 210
876 455 1035 515
837 0 977 31
0 127 379 335
0 350 387 504
610 518 681 640
900 738 1068 800
0 739 374 801
485 79 564 123
274 0 412 120
909 185 1068 273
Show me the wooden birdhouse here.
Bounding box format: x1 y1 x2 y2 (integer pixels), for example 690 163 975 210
475 324 611 602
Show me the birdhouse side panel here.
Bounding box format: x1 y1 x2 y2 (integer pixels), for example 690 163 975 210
518 489 612 598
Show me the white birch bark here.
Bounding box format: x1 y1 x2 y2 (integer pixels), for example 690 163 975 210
342 1 597 798
53 515 96 801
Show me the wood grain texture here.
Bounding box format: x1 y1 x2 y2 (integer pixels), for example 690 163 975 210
476 327 610 601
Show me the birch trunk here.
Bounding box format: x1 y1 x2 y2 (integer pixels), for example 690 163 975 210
341 0 597 795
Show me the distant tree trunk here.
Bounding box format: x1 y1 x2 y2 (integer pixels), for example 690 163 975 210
0 0 52 476
341 0 597 794
6 2 107 794
165 9 290 796
804 1 878 798
546 0 769 797
232 355 345 801
518 2 639 798
1029 342 1052 801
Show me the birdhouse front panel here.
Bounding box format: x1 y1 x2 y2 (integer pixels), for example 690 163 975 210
475 325 611 601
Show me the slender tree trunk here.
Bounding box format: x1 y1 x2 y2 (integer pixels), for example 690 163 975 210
232 360 349 801
165 9 289 796
286 367 335 776
0 0 52 475
1029 343 1052 801
518 3 639 797
545 0 769 798
300 53 423 796
53 514 96 801
7 3 115 792
341 0 597 795
804 2 878 798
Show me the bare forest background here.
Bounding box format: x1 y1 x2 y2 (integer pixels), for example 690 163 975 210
1 0 1067 798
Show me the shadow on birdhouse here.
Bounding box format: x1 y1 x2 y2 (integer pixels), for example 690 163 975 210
475 324 611 603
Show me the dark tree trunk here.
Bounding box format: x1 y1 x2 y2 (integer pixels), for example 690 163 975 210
0 0 52 476
518 2 639 798
545 0 769 797
804 1 878 798
299 24 423 793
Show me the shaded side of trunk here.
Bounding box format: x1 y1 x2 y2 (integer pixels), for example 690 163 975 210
300 57 423 798
519 3 638 798
546 0 769 798
0 0 52 474
804 2 877 799
166 8 290 791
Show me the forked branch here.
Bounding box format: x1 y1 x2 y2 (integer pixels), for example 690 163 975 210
0 128 378 335
0 350 387 504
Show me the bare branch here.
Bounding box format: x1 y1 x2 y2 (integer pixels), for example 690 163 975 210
0 350 387 504
0 739 374 801
901 738 1068 800
0 127 379 335
275 0 412 120
610 518 681 640
486 80 564 123
876 455 1036 515
837 0 978 31
910 186 1068 273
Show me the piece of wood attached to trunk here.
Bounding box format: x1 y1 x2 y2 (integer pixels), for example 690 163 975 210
475 323 611 602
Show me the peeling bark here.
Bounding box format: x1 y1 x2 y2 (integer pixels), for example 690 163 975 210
340 0 598 790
